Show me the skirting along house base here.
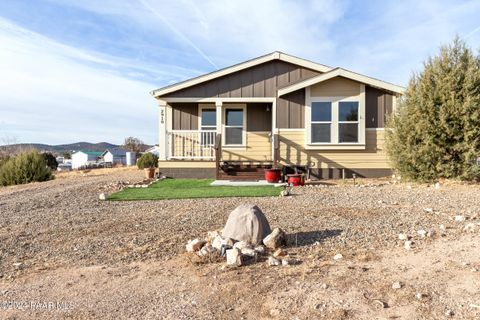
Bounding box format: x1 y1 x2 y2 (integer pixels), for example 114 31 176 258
151 52 404 180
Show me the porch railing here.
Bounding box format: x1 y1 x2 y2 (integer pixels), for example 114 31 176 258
167 130 216 160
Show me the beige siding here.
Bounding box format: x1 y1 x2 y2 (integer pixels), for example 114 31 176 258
222 132 271 161
310 77 360 97
278 129 389 169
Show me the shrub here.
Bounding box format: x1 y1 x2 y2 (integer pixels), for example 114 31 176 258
42 152 58 170
137 153 158 169
386 38 480 181
0 150 53 186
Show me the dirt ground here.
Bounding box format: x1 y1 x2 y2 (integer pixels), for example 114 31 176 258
0 168 479 319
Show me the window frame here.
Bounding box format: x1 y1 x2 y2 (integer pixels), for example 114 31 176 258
198 105 217 146
310 101 333 143
222 104 247 148
338 101 360 143
305 90 365 149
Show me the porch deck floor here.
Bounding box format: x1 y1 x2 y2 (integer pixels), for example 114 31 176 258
210 180 285 187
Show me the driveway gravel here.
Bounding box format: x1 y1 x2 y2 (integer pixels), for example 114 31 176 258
0 168 479 319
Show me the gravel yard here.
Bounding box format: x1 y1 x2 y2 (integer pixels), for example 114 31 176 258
0 168 479 319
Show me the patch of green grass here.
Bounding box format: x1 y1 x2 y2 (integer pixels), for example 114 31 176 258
108 179 281 200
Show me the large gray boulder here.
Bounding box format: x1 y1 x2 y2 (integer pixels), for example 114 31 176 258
222 205 271 245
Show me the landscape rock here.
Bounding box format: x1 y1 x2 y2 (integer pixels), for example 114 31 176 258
333 253 343 260
254 245 266 255
445 310 454 317
455 215 466 222
211 235 223 251
404 241 413 250
240 247 257 258
263 228 287 249
206 230 221 242
233 241 251 250
222 204 271 245
226 248 243 266
463 223 475 232
267 256 281 266
426 229 436 238
198 244 217 257
417 229 427 237
99 193 107 200
186 239 206 253
273 248 287 258
398 233 409 240
392 281 402 289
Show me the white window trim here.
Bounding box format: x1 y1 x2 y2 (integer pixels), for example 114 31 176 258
222 104 247 148
305 84 366 149
198 104 217 131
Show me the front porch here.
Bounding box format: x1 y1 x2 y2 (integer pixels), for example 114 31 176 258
158 100 278 180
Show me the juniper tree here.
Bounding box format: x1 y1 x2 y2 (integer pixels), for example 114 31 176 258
386 38 480 181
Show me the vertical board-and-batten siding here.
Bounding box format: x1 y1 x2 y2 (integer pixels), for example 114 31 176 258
162 60 321 129
365 86 393 128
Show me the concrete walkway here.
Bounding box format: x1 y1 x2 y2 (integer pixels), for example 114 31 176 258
210 180 285 187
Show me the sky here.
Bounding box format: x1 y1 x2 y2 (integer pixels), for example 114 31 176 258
1 0 480 145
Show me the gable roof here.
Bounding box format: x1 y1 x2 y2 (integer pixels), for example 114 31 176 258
73 151 103 157
278 67 405 96
101 149 128 157
150 51 332 98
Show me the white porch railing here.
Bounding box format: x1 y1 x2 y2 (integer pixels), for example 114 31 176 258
167 130 216 160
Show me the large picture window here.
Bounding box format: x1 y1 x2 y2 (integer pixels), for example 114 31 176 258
225 108 244 145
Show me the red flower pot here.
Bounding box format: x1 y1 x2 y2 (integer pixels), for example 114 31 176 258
265 168 281 183
287 174 304 186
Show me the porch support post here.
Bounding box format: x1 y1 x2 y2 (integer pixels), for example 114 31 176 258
158 100 168 161
215 100 222 134
272 98 278 165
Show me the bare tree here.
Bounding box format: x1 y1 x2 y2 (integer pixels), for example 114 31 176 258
122 136 144 155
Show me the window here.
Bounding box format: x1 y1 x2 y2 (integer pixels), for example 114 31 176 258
308 99 363 146
225 108 244 145
338 102 359 143
311 102 332 143
200 108 216 146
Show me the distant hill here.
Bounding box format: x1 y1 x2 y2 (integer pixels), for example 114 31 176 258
1 142 119 154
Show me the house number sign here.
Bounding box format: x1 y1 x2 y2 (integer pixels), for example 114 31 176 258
160 109 165 124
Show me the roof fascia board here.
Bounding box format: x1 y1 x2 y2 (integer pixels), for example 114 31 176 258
151 52 332 98
278 68 405 96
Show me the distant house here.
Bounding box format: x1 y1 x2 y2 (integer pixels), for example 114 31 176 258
102 149 127 165
145 145 160 157
71 151 103 169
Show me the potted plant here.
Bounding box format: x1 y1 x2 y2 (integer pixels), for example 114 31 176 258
264 166 282 183
137 153 159 179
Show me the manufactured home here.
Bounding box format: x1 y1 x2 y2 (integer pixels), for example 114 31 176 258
102 149 128 165
71 151 102 169
150 52 404 180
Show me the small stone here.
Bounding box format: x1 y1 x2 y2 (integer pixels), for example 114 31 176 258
212 235 223 251
206 230 221 242
263 228 287 249
321 283 328 289
455 215 466 222
423 208 433 213
415 292 426 300
282 258 297 266
417 230 427 237
267 256 281 266
406 185 412 189
254 245 266 255
226 247 243 266
198 244 217 257
333 253 343 260
398 233 408 240
240 247 257 258
186 239 206 252
426 230 436 238
434 182 441 189
273 248 287 258
445 310 454 317
99 193 107 200
270 309 280 317
404 241 413 250
233 241 251 250
392 281 402 289
439 224 446 231
464 223 475 232
13 262 23 268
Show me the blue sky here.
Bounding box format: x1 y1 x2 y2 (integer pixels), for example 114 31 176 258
1 0 480 145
